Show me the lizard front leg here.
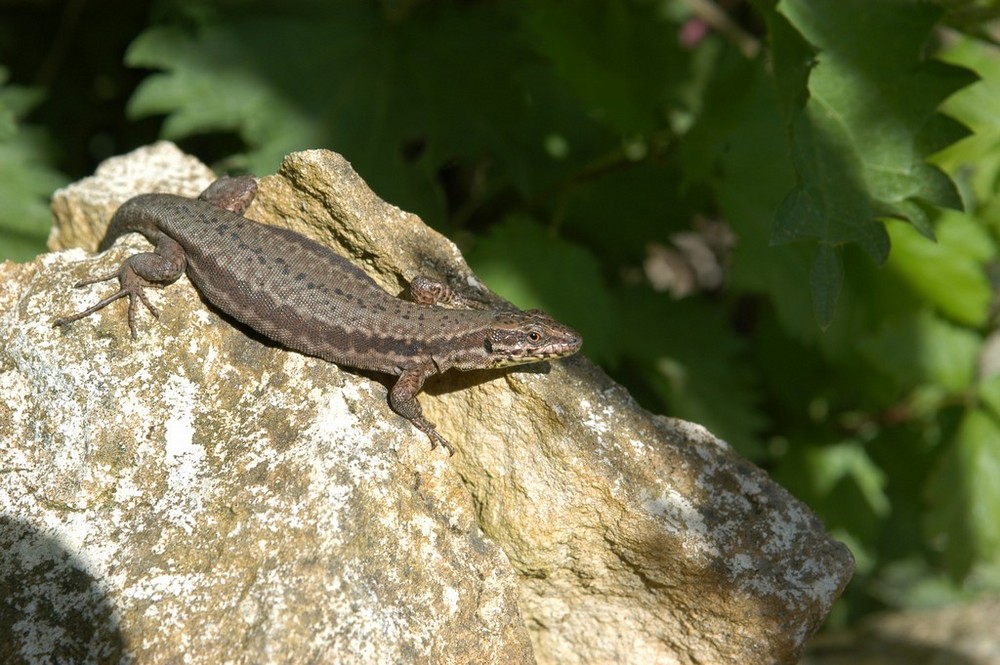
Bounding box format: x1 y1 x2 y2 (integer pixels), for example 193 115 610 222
198 175 258 214
408 276 487 310
389 365 455 455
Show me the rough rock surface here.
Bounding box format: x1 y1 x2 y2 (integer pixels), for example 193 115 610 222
1 142 854 664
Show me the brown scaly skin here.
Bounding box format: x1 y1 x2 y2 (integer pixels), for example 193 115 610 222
55 177 583 454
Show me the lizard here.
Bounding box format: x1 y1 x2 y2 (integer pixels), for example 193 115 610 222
53 176 583 455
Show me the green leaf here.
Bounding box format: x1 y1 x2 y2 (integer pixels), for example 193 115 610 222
977 374 1000 422
679 45 760 188
561 159 691 266
768 0 973 260
811 441 890 518
126 22 324 165
0 68 67 262
126 3 538 225
771 115 892 263
934 36 1000 207
857 309 980 393
708 57 818 341
926 408 1000 578
812 244 842 329
885 212 993 327
617 292 766 458
520 2 687 136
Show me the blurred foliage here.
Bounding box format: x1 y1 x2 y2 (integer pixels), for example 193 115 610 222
0 66 66 260
3 0 1000 627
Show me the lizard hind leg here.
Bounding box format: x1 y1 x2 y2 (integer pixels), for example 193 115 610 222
53 250 182 339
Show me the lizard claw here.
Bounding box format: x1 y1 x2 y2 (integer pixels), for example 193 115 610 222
429 432 456 457
410 416 455 456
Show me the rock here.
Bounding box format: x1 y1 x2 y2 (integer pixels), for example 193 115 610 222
1 143 853 664
47 141 217 252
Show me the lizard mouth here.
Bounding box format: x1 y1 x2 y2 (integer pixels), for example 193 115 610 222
489 330 582 367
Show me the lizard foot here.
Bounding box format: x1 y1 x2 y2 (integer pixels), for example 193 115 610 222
53 264 161 339
410 416 456 456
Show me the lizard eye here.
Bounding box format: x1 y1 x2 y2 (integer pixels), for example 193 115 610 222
527 331 543 344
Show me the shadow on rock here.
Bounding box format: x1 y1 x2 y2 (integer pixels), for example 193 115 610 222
0 516 126 663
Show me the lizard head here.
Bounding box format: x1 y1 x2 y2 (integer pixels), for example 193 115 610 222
482 309 583 368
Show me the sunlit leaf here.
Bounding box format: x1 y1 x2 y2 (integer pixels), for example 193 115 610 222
885 212 992 326
858 309 979 392
926 408 1000 578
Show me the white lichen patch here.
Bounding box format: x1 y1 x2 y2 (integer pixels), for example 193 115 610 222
441 585 461 615
579 398 613 435
152 373 214 534
641 487 719 558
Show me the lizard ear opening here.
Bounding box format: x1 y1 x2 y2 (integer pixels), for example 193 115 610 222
484 337 493 354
